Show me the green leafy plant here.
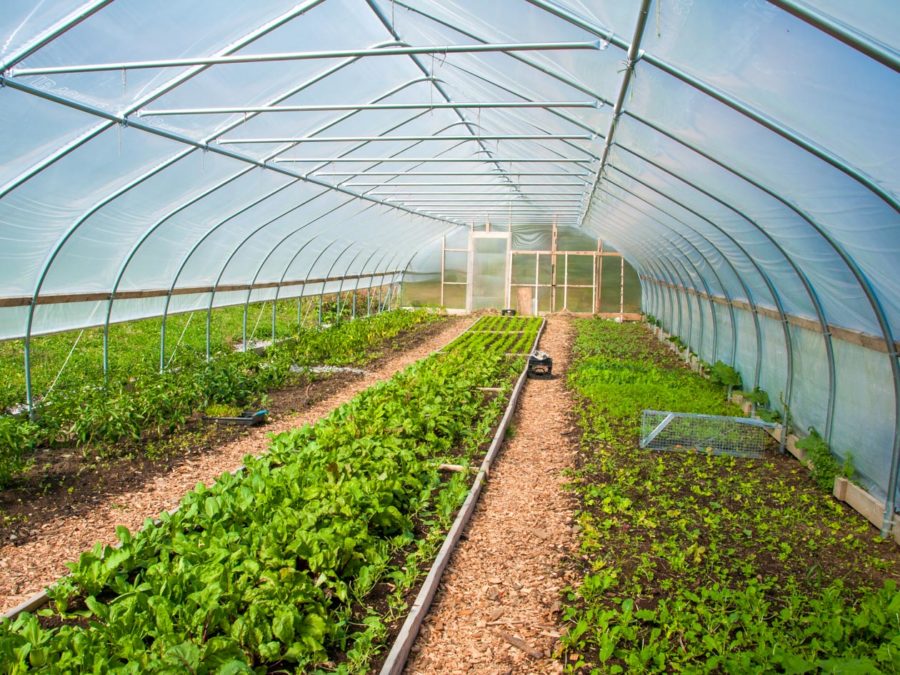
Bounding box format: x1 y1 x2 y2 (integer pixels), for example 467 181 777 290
0 316 538 671
0 309 443 481
709 360 742 396
559 319 897 673
0 416 41 487
796 427 854 491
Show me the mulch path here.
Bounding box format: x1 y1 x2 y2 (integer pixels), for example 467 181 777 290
405 316 580 674
0 316 472 613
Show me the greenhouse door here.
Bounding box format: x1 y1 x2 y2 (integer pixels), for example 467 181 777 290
467 232 510 311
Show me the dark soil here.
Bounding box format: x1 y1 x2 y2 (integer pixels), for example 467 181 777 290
563 323 900 671
0 319 451 547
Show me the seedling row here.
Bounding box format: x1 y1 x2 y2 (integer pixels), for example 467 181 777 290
444 315 541 355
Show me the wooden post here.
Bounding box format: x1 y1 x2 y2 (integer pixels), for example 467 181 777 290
439 235 446 307
550 222 558 313
597 239 604 314
620 254 625 316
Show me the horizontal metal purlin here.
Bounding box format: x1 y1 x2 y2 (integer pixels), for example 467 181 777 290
319 172 591 176
140 101 600 116
510 283 593 288
511 250 615 256
13 41 601 76
368 191 583 195
0 271 403 309
640 275 900 354
276 157 591 163
385 198 582 202
353 182 588 187
220 134 595 143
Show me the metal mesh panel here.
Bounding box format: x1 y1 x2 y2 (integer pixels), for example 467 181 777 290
640 409 777 458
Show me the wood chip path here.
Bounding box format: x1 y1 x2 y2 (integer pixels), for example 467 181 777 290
0 317 473 613
406 316 579 674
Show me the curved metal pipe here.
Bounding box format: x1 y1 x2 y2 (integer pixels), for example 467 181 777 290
605 171 773 389
589 224 694 341
599 181 748 367
616 142 834 440
596 207 720 357
594 210 699 335
626 111 897 474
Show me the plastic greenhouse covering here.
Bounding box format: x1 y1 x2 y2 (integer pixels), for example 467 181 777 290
0 1 898 520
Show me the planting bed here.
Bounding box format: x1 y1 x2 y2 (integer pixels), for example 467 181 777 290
442 316 542 356
0 315 465 615
0 316 542 672
0 309 442 490
561 320 900 673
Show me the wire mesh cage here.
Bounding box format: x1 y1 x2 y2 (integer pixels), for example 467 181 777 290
640 410 779 459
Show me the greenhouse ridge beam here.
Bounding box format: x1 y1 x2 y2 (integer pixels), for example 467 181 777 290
11 41 601 76
139 101 600 116
369 191 584 196
346 182 587 187
315 171 590 177
362 0 529 210
392 0 614 109
579 0 651 227
389 199 583 203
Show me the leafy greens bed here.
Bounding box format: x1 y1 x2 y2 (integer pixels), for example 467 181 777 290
0 315 542 673
442 315 541 355
0 309 440 487
562 319 900 674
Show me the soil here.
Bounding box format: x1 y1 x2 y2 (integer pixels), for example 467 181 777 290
0 316 471 613
561 323 900 670
405 316 580 674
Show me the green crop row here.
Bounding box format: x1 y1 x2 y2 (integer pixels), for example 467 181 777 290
0 319 525 672
445 315 541 354
467 315 538 333
561 319 900 673
0 295 379 412
0 309 440 487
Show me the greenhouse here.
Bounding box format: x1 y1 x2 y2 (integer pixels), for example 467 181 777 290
0 0 898 672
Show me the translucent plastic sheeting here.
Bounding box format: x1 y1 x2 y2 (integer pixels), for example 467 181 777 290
624 63 900 335
788 323 830 443
0 0 898 508
831 340 895 501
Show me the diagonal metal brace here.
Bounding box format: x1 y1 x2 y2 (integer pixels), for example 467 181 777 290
641 412 675 448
